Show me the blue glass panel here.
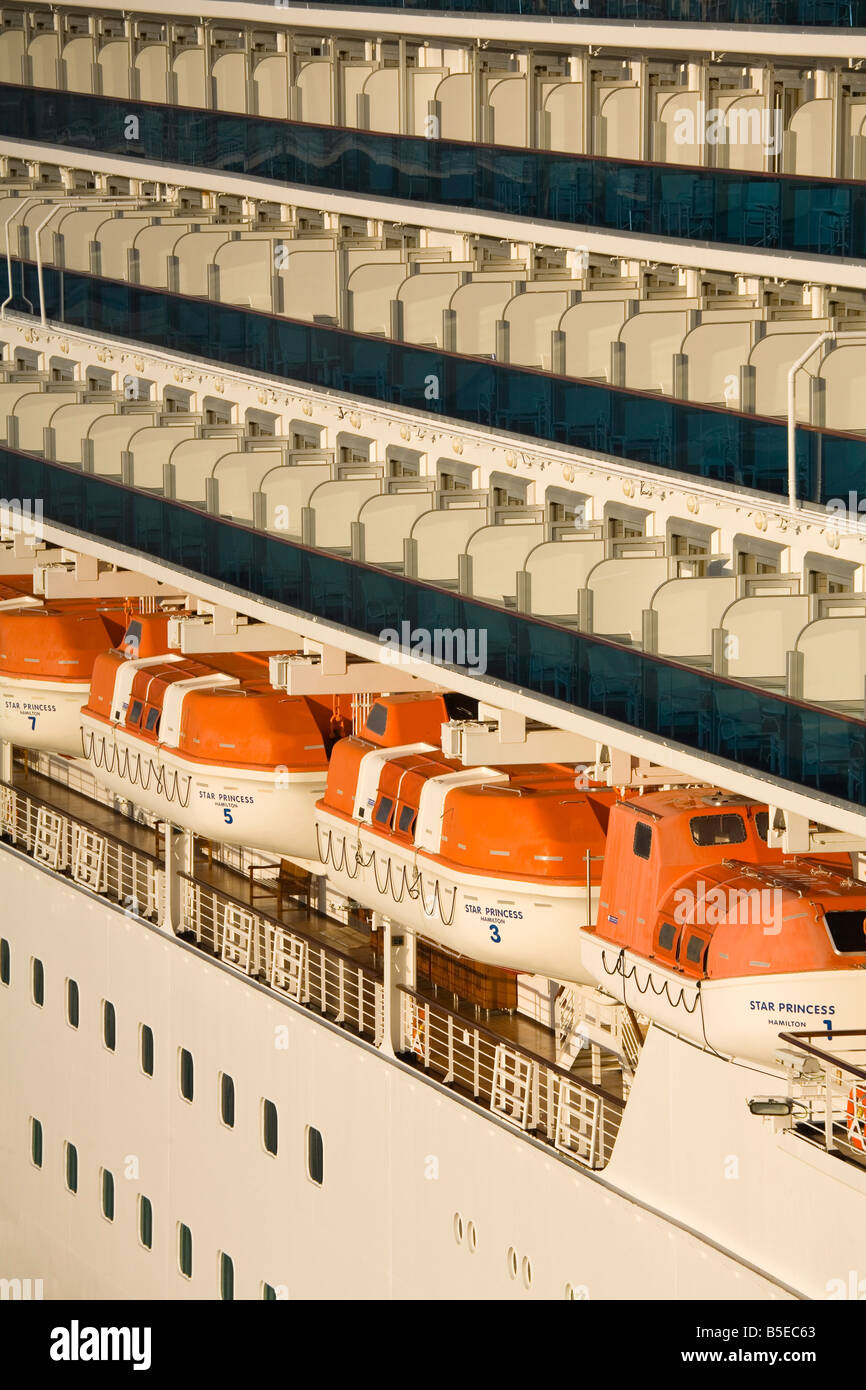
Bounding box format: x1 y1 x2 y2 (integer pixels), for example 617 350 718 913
2 87 866 258
211 0 865 25
0 441 864 807
9 259 866 505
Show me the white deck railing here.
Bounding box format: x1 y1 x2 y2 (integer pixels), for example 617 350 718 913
399 987 623 1168
781 1029 866 1166
179 873 383 1045
0 769 625 1170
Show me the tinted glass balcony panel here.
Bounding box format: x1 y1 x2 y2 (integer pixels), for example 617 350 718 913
9 261 865 508
3 87 866 259
0 442 864 808
213 0 865 24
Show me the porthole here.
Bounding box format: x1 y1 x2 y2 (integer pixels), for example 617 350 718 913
507 1246 518 1280
466 1221 477 1253
522 1256 533 1290
453 1212 464 1245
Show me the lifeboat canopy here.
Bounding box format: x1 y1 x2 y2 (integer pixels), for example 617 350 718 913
0 603 127 681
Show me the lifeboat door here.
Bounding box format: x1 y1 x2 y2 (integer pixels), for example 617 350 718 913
606 814 656 951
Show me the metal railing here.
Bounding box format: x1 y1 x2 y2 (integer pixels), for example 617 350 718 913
180 873 383 1045
781 1029 866 1164
0 776 164 919
0 764 626 1168
399 985 623 1168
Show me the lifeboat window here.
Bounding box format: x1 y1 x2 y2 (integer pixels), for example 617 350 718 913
657 922 677 953
690 814 746 846
366 702 388 737
824 911 866 953
685 934 706 967
755 811 769 842
373 795 394 827
397 805 416 835
633 822 652 859
127 699 143 729
144 706 160 734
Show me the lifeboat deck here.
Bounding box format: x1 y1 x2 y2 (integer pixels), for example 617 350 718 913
2 757 626 1165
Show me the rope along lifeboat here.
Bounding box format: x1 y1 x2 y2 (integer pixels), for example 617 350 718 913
578 791 866 1066
314 693 615 976
80 614 350 860
0 592 128 754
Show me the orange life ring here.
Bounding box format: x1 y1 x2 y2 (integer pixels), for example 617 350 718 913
846 1085 866 1151
410 1003 426 1061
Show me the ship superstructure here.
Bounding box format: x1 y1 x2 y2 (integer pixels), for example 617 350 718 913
0 0 866 1302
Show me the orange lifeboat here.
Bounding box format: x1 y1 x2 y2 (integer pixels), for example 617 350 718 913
80 614 351 860
578 790 866 1064
0 590 128 754
314 693 615 975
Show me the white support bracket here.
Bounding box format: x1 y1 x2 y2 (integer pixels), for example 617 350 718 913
268 651 440 695
167 610 304 653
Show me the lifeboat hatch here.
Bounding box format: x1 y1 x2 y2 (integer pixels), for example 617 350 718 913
825 911 866 954
353 744 436 822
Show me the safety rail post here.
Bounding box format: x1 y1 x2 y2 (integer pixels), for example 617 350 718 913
825 1071 836 1152
336 957 346 1023
161 822 192 934
379 913 416 1061
445 1013 455 1085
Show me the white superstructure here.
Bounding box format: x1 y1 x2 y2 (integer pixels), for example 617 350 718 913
0 0 866 1304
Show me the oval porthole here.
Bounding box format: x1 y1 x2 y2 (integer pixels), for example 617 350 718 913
453 1212 464 1245
522 1256 533 1290
507 1246 518 1280
467 1221 477 1253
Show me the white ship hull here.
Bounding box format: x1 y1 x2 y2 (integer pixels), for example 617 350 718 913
2 844 865 1301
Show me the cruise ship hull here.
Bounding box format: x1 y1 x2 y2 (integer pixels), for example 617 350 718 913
0 843 847 1302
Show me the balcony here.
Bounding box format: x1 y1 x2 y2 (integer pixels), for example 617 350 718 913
2 85 866 259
